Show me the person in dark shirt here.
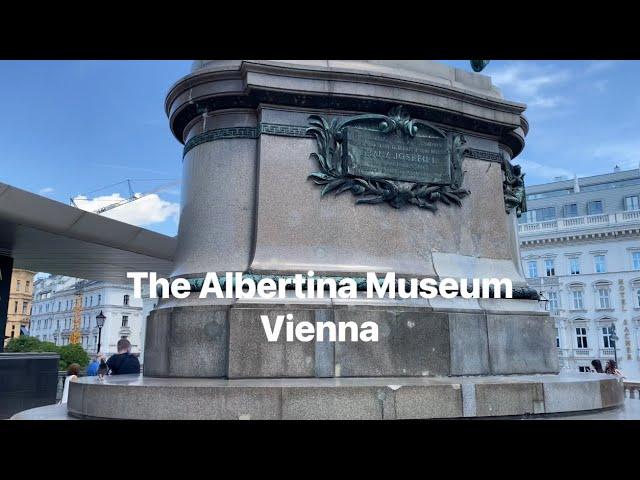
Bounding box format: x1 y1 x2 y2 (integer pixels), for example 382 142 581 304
106 338 140 375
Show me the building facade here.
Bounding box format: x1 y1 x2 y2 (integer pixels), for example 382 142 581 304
519 167 640 379
29 275 153 359
4 268 35 345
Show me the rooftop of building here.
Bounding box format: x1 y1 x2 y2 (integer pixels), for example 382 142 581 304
527 166 640 194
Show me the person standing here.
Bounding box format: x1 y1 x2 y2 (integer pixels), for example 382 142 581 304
106 339 140 375
86 354 103 376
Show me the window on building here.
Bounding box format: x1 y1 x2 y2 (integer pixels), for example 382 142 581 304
25 280 29 292
56 319 60 329
545 259 555 276
98 294 101 305
602 326 616 348
10 325 15 338
624 195 639 211
578 366 591 373
563 203 578 218
597 287 611 309
569 258 580 275
90 296 93 306
123 295 130 306
636 287 640 308
22 301 28 314
576 327 588 348
58 302 61 312
14 301 18 313
527 261 538 278
16 280 20 292
521 207 556 224
587 200 603 215
555 328 560 348
594 255 606 273
122 316 129 327
632 252 640 270
548 291 559 311
572 290 584 310
93 335 97 346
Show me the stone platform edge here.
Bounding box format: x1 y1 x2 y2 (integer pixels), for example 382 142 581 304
66 374 624 420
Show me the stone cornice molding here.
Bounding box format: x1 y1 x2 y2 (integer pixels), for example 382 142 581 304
166 60 528 158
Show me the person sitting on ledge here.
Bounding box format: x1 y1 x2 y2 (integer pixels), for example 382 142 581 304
60 363 81 404
604 359 624 378
106 339 140 375
591 359 604 373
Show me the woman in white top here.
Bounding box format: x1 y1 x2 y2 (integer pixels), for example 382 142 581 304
59 363 81 404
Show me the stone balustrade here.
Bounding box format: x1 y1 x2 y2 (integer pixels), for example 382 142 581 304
624 381 640 399
518 210 640 235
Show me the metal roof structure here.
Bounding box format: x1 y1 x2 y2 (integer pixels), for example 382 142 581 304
0 182 176 283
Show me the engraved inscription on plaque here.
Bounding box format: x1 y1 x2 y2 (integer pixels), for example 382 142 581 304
306 106 470 210
342 126 451 184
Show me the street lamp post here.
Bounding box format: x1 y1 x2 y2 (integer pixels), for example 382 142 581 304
96 310 106 354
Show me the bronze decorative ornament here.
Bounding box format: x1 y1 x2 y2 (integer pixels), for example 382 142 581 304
306 106 470 210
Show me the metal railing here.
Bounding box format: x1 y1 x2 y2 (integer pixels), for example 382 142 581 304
519 210 640 235
574 348 591 356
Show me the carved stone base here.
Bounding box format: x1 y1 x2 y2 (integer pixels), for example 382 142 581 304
66 373 624 420
143 299 558 379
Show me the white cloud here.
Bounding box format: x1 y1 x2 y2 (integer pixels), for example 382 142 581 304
584 60 617 75
527 96 564 109
38 187 54 195
515 159 575 182
72 193 179 227
492 62 570 97
591 142 640 170
491 62 569 110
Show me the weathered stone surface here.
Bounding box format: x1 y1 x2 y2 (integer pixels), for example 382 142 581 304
65 373 625 420
172 135 258 278
281 387 383 420
144 306 229 378
143 307 172 377
394 384 463 419
333 308 450 377
600 378 625 408
475 382 545 417
167 306 229 378
449 313 489 375
228 306 318 378
486 313 558 375
543 380 602 413
69 382 281 420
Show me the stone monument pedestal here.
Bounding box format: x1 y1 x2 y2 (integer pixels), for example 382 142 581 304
67 373 624 420
65 60 623 419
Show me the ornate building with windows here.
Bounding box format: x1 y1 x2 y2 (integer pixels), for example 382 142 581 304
3 268 35 346
519 167 640 379
29 275 155 360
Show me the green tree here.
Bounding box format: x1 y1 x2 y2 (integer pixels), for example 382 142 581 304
5 335 58 353
57 343 90 371
5 336 91 371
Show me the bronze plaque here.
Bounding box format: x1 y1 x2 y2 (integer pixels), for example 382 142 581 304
342 126 451 184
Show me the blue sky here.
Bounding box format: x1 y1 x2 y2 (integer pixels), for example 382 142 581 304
1 60 638 236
